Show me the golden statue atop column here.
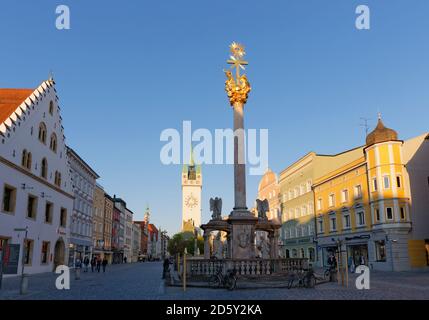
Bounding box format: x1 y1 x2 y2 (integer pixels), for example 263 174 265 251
224 42 251 106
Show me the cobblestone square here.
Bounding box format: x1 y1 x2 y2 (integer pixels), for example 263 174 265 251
1 262 428 300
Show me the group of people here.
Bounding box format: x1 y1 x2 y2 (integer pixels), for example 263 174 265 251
76 256 109 273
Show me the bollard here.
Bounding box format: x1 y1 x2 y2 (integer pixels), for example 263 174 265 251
20 274 28 295
75 268 81 280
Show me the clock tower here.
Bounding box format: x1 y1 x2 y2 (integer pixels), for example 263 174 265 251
182 149 202 232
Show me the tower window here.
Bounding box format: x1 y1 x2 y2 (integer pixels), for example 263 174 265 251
400 207 406 220
396 176 402 188
372 178 378 192
383 176 390 189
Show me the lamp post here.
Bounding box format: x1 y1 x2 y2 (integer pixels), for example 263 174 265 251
14 227 28 294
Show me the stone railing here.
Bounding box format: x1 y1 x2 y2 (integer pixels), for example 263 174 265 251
184 258 308 278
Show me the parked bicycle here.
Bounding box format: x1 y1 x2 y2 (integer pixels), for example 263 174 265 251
208 266 238 290
287 267 316 289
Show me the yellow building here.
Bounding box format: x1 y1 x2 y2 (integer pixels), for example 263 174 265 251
279 148 363 265
314 117 429 271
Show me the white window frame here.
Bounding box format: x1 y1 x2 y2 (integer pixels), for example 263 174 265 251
386 207 394 221
383 175 390 189
341 189 349 203
328 194 335 207
356 210 365 226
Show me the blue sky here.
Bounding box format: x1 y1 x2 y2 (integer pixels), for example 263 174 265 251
1 1 428 235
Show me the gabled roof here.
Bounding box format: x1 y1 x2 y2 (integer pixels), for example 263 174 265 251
0 88 34 123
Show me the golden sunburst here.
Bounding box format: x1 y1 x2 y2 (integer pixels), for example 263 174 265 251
230 42 245 58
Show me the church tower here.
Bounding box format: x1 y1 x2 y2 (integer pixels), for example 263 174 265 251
182 148 202 232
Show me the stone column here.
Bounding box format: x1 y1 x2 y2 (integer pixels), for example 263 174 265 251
203 232 210 259
233 101 247 212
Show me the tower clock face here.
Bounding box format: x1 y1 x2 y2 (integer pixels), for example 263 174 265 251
185 194 198 208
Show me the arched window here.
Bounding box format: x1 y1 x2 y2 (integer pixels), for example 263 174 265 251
38 122 47 144
21 149 27 167
41 158 48 179
54 171 62 187
49 101 54 115
21 150 32 170
50 133 57 152
26 152 32 170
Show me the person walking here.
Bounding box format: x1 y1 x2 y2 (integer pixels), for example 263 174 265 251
91 257 96 272
102 258 108 273
96 257 101 273
83 256 89 273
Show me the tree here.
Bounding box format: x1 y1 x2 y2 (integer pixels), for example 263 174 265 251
168 232 204 256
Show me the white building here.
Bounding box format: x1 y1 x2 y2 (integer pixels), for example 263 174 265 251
67 147 99 267
0 78 74 274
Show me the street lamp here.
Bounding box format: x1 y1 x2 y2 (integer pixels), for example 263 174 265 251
14 227 28 294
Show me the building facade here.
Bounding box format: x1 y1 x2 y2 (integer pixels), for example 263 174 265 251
92 184 105 260
0 79 74 274
67 147 99 267
131 222 141 262
103 193 113 263
111 205 122 264
314 118 429 271
124 208 133 263
279 148 364 266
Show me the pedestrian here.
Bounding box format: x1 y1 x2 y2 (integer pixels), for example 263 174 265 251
83 256 89 272
91 257 96 272
124 256 127 264
75 257 82 269
96 257 101 273
162 258 170 279
102 258 108 273
348 256 355 273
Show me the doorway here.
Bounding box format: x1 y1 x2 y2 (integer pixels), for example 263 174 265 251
53 238 65 271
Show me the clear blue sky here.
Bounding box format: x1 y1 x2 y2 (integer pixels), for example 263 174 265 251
1 1 428 235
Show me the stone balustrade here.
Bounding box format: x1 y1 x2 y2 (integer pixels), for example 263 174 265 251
181 258 309 278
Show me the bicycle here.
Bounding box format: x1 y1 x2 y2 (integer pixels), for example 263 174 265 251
208 267 237 291
287 268 316 289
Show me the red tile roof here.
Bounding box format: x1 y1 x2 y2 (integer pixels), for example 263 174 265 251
0 88 34 124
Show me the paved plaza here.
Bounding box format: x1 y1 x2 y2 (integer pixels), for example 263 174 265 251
0 262 429 300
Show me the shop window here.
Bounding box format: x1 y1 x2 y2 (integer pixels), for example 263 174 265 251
375 240 386 262
2 185 17 213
